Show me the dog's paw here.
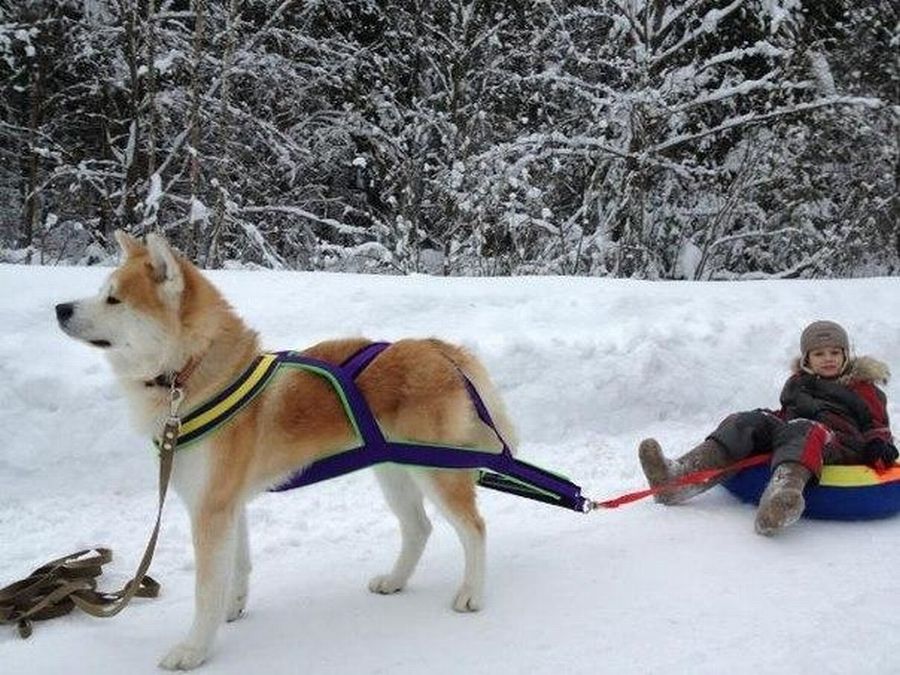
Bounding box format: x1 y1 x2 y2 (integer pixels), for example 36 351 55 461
227 593 247 622
368 574 405 595
159 642 208 671
452 585 482 612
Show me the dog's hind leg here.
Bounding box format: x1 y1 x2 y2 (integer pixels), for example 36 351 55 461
226 506 251 622
418 471 485 612
160 504 239 670
369 466 432 595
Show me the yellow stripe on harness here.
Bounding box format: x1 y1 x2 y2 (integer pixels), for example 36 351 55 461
178 353 278 438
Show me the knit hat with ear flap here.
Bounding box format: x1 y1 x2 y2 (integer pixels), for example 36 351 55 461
800 320 849 357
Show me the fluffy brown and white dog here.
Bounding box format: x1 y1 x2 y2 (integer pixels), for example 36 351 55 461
55 231 517 670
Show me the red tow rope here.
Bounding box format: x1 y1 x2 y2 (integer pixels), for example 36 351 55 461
592 453 772 509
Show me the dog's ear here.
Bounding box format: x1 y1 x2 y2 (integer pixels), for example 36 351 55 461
145 233 185 298
114 230 143 258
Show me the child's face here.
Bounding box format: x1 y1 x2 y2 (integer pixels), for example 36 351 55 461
807 347 845 378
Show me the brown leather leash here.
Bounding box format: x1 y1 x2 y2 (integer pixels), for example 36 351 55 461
0 405 180 639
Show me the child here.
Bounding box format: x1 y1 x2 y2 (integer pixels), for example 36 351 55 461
638 320 897 535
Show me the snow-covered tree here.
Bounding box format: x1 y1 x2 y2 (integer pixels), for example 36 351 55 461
1 0 896 277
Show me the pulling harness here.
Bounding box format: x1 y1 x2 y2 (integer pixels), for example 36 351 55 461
172 342 592 512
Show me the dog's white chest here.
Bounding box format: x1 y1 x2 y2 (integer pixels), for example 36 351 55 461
171 443 212 514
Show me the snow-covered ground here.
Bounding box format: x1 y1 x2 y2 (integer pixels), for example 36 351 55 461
1 264 898 675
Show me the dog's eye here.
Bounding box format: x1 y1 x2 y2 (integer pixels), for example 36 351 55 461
106 296 121 305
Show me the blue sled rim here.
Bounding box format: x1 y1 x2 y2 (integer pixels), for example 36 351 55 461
722 465 900 521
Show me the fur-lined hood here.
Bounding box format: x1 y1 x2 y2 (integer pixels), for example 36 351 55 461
791 355 891 385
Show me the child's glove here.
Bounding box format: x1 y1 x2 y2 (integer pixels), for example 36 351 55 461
860 438 899 466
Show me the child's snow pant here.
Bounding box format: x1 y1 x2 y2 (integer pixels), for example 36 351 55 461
706 410 836 478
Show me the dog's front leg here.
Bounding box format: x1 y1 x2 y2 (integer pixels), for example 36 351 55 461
160 504 238 670
227 507 251 622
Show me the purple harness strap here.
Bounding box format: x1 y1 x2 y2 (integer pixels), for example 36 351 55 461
341 341 391 380
269 343 589 512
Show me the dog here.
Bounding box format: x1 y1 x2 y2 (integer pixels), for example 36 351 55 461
55 231 517 669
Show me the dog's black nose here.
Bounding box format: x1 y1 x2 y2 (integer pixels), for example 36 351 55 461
55 302 74 323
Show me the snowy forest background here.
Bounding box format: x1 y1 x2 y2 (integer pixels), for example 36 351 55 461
1 0 898 278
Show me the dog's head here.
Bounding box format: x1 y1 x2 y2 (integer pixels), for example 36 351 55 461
56 231 189 379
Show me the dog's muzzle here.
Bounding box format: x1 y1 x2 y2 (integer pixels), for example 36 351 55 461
55 303 112 347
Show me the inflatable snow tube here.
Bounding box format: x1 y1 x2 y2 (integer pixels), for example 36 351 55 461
723 464 900 521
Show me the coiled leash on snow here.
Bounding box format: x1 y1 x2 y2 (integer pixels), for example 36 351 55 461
0 385 182 638
0 548 160 639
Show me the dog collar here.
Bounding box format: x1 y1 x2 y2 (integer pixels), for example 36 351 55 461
144 356 202 389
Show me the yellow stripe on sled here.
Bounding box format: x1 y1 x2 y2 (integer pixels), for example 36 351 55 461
820 464 900 488
179 354 278 438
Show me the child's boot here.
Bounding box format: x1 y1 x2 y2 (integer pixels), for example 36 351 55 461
638 438 730 505
754 462 812 536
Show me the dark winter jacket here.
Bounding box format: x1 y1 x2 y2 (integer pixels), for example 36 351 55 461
779 356 893 456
